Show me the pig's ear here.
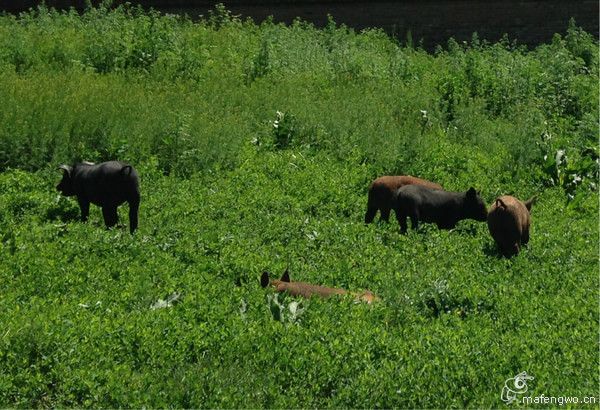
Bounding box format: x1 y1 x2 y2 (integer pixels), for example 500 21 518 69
525 196 536 211
121 165 133 175
281 268 290 282
260 271 270 288
466 187 477 199
58 165 72 178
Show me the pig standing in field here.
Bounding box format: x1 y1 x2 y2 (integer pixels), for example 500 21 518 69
487 195 535 258
56 161 140 233
394 185 487 233
365 175 443 224
261 270 379 304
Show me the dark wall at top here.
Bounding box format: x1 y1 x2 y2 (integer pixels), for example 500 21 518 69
2 1 598 49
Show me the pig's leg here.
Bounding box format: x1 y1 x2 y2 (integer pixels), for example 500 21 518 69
78 198 90 222
364 206 377 224
380 207 391 222
395 209 408 234
521 228 530 245
501 243 519 258
102 206 119 229
128 196 140 234
409 211 419 231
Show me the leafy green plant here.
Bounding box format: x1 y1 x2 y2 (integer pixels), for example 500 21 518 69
266 292 306 324
270 110 296 148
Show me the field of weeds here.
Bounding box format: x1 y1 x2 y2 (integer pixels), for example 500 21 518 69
0 4 598 407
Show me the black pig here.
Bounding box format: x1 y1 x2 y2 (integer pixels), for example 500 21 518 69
394 185 487 233
56 161 140 233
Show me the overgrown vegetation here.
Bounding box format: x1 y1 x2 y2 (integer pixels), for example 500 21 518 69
0 4 597 408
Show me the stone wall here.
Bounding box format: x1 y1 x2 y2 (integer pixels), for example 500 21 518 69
3 0 598 49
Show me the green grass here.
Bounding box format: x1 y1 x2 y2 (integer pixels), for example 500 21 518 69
0 4 598 408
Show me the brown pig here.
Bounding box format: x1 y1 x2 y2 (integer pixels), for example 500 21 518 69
365 175 443 224
260 270 379 304
487 195 535 258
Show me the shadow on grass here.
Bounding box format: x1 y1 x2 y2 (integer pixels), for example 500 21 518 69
482 241 505 259
44 205 81 223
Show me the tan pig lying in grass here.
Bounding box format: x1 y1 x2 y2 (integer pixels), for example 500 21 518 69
261 269 380 304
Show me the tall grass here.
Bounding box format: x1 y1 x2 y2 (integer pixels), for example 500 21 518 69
0 5 597 189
